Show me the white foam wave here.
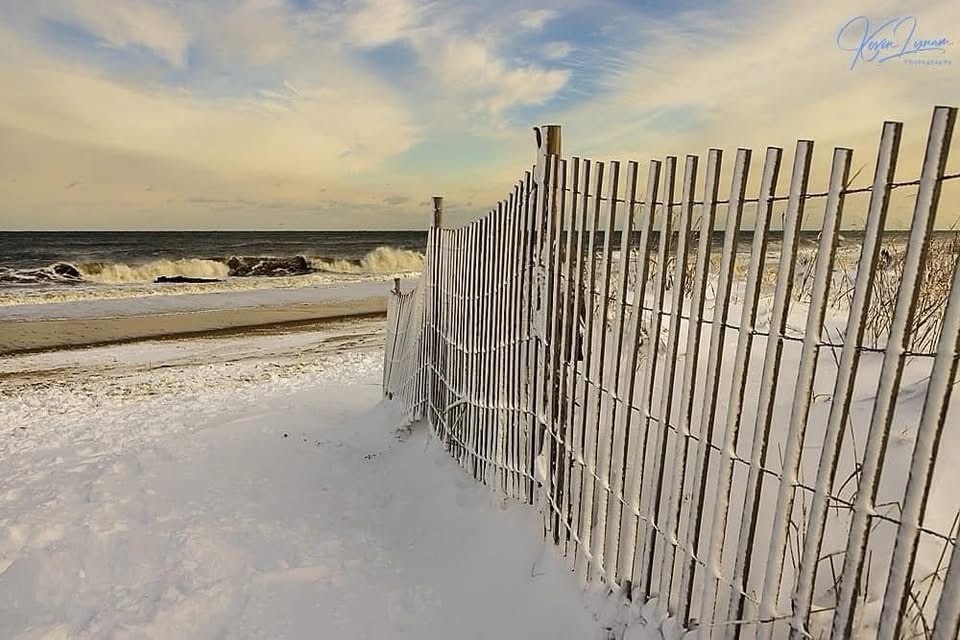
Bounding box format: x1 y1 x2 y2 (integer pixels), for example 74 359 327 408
311 246 424 274
79 259 231 284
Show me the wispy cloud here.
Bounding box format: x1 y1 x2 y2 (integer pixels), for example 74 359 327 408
541 41 572 60
517 9 556 31
40 0 191 67
345 0 423 48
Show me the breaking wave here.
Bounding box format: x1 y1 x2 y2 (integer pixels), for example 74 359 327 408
310 247 425 275
79 259 231 283
0 246 424 286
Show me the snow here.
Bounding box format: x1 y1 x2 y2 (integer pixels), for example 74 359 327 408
0 321 604 639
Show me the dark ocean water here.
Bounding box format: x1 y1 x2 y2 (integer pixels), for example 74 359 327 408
0 231 429 270
0 231 429 287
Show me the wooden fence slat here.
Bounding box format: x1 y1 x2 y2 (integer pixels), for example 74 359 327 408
483 210 495 482
495 201 507 484
456 228 464 454
447 226 456 454
443 226 453 457
467 223 478 464
483 209 493 483
510 181 524 498
434 226 444 444
523 169 537 503
479 214 489 476
432 228 443 439
462 224 472 464
498 199 509 490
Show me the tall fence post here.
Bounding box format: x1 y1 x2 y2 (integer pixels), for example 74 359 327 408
433 196 444 228
426 196 443 433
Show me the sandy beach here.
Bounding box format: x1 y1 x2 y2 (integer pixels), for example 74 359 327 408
0 280 409 355
0 296 387 355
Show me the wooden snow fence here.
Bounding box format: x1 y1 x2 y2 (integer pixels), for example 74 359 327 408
382 107 960 639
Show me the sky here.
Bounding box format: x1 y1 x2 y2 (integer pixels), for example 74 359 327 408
0 0 958 230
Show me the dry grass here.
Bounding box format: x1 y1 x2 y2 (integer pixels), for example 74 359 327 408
859 234 960 353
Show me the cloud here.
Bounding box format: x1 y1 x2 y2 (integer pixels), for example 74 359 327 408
197 1 300 65
345 0 422 48
517 9 556 31
541 41 572 60
340 0 571 121
429 38 570 117
47 0 190 67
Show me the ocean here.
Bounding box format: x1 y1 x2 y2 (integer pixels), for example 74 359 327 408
0 230 429 285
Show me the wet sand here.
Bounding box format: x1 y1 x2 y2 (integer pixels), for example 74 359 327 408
0 296 387 355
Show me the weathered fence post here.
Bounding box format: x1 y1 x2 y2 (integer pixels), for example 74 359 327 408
426 196 443 433
432 195 443 228
383 282 398 398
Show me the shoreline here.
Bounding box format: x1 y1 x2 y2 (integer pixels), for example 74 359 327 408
0 296 388 356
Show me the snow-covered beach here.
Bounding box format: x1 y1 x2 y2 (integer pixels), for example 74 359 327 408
0 286 600 638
